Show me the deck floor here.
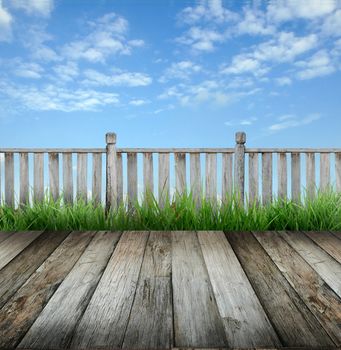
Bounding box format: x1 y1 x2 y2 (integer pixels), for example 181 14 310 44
0 230 340 349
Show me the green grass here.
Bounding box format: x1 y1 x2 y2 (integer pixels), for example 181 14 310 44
1 189 341 231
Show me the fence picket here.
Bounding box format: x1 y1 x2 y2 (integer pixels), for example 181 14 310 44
205 153 217 202
77 153 87 202
92 153 102 205
336 153 341 192
116 152 123 206
306 153 315 199
175 153 186 196
248 153 258 206
34 153 44 202
262 152 272 205
63 153 73 204
5 153 14 207
291 153 300 203
19 153 29 205
49 153 59 202
278 153 287 200
222 153 233 203
143 152 153 199
190 153 201 207
127 152 138 206
158 153 169 207
320 153 330 191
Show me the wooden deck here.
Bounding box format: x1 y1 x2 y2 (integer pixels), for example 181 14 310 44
0 230 340 349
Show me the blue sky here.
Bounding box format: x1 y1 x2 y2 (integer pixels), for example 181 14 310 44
0 0 341 150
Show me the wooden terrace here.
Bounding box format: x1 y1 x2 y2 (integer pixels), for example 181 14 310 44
0 230 340 349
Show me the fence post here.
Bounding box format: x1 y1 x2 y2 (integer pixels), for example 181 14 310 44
106 132 117 211
234 131 246 205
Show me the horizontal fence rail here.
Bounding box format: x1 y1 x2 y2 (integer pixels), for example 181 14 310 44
1 132 341 209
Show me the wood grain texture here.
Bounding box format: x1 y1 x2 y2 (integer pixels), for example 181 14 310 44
0 231 43 270
158 153 170 208
306 153 316 199
291 153 301 203
123 231 173 349
0 230 96 349
5 152 14 206
248 152 258 206
277 152 287 200
172 231 227 348
105 134 117 210
127 152 138 206
77 153 87 202
70 231 149 349
336 153 341 192
234 133 246 204
205 153 217 202
320 153 330 191
48 153 59 201
63 153 73 204
198 231 280 348
253 230 341 345
190 153 201 207
19 153 29 205
0 230 70 310
34 153 44 202
92 152 102 205
19 231 121 350
262 152 272 205
226 231 335 347
143 152 154 199
331 231 341 240
175 153 186 196
222 153 233 203
0 231 14 244
116 152 123 206
279 230 341 298
304 231 341 263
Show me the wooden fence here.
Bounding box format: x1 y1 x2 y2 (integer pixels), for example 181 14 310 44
1 131 341 209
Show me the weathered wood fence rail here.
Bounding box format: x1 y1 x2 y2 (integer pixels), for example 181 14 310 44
1 131 341 209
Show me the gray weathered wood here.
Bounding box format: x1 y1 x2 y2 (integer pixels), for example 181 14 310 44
172 231 227 348
0 230 96 349
63 153 73 204
222 153 233 203
19 153 29 205
262 152 272 205
123 231 172 349
336 153 341 192
278 152 287 200
158 153 170 207
0 231 14 245
0 230 71 310
226 231 335 347
306 153 316 199
205 153 217 202
198 231 280 348
143 152 154 199
0 154 2 206
92 153 102 205
320 153 330 191
116 152 123 206
77 153 87 202
106 133 117 210
279 230 341 298
248 152 258 206
70 231 149 349
34 153 44 202
5 153 14 207
291 153 301 203
0 231 43 271
234 132 246 204
253 231 341 345
127 152 138 206
175 153 186 196
190 153 201 207
19 231 121 350
49 153 59 201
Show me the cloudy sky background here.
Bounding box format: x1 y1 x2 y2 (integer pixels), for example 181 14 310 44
0 0 340 151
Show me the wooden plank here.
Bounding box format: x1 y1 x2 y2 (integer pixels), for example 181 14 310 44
253 231 341 345
279 231 341 298
331 231 341 240
77 153 87 202
127 152 138 206
222 153 233 203
304 231 341 263
248 152 258 206
143 152 154 199
277 152 287 200
70 231 149 349
320 153 330 191
198 231 280 348
34 153 44 202
158 153 170 207
19 231 121 350
63 153 73 204
5 152 14 206
123 231 172 349
336 153 341 192
49 153 59 202
0 231 43 270
0 230 96 349
291 153 301 203
262 152 272 205
226 231 335 347
116 152 123 206
19 153 29 205
205 153 217 203
190 153 201 207
0 230 71 309
234 132 246 204
175 152 186 197
172 231 227 348
92 152 102 205
306 152 316 199
0 153 2 206
105 133 117 210
0 231 14 244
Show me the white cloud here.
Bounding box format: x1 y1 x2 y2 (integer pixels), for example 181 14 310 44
129 99 149 106
10 0 54 17
268 113 321 132
225 116 258 127
159 61 202 82
14 62 44 79
321 9 341 37
221 56 268 76
0 0 12 42
53 62 79 82
83 69 152 87
276 77 292 86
